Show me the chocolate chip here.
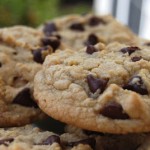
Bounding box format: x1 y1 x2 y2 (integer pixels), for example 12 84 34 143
131 56 142 62
69 23 85 31
87 75 108 94
86 45 97 54
85 34 99 46
101 101 129 119
123 76 148 95
13 52 17 55
13 88 38 108
42 37 60 51
42 135 60 145
120 47 140 55
67 138 96 149
32 46 50 64
0 62 2 67
32 49 43 64
43 22 57 36
88 16 106 26
0 138 14 146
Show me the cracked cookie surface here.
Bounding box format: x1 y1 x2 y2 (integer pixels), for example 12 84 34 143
34 42 150 134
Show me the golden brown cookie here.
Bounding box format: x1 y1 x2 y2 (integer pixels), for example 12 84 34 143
0 125 95 150
34 42 150 134
39 14 138 49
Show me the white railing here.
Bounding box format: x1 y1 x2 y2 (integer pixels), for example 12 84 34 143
94 0 150 39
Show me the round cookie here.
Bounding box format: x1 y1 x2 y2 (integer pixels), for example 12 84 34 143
0 52 46 127
0 125 95 150
34 42 150 134
0 26 67 127
39 14 138 50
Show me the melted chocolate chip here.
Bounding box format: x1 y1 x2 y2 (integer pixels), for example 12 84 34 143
42 135 60 145
0 138 14 146
69 23 85 31
87 75 108 94
123 76 148 95
42 37 60 51
120 47 140 55
86 45 97 54
88 16 106 26
32 46 50 64
131 56 142 62
13 88 38 108
67 138 96 149
85 34 99 46
0 62 2 67
43 22 57 36
101 101 129 119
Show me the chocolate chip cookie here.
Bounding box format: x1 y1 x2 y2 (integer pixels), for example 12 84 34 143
0 26 65 63
0 25 70 126
34 42 150 134
39 14 138 49
0 52 46 127
0 125 95 150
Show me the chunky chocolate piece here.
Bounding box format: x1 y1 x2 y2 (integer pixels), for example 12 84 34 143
123 76 148 95
120 46 140 55
43 22 57 36
87 75 108 94
131 56 142 62
85 34 99 46
42 135 60 145
0 138 14 146
101 101 129 119
32 49 43 64
88 16 106 26
67 138 96 149
86 45 97 54
32 46 50 64
13 88 38 108
69 23 85 31
42 37 60 51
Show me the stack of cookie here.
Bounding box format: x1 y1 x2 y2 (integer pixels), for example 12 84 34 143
0 14 150 150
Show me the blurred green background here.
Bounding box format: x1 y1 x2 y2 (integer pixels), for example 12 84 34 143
0 0 92 27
